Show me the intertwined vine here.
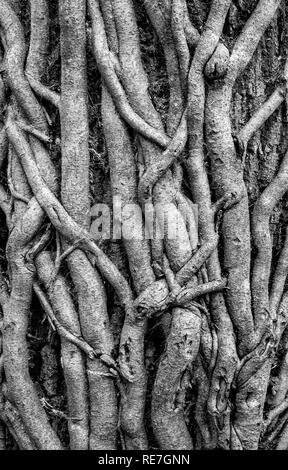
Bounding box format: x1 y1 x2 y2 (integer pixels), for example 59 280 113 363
0 0 288 450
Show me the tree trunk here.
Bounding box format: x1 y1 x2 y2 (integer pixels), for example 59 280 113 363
0 0 287 450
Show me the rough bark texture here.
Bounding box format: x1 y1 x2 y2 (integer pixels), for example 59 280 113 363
0 0 288 451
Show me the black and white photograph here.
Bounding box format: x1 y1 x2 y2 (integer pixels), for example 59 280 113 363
0 0 287 457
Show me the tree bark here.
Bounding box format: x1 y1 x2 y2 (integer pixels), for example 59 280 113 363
0 0 288 451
